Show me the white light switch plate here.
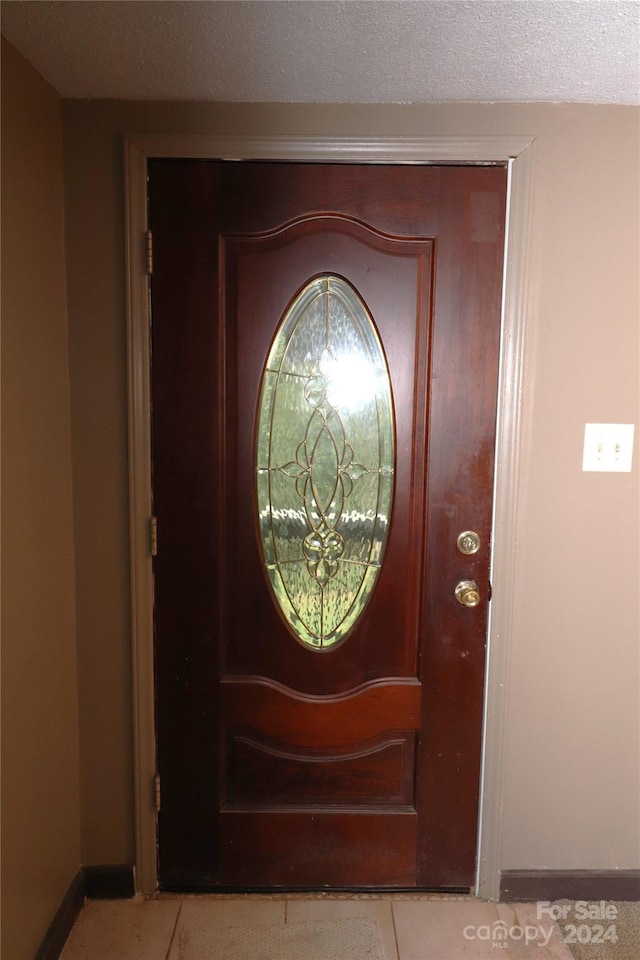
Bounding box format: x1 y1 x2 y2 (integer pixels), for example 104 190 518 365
582 423 635 472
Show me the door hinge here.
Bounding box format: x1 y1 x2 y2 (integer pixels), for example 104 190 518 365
150 516 158 557
146 229 153 276
154 772 161 813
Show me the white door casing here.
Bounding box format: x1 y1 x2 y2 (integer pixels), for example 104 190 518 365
124 134 536 898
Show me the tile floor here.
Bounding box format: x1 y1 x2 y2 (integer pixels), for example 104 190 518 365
59 894 577 960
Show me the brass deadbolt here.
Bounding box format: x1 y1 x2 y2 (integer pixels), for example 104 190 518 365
457 530 481 555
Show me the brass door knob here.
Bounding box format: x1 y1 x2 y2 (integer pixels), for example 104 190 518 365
455 580 481 608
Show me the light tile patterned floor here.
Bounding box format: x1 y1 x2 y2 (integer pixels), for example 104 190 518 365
59 895 576 960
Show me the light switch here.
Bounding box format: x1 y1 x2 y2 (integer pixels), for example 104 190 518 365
582 423 635 472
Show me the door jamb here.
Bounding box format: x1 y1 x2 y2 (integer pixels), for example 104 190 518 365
124 134 536 899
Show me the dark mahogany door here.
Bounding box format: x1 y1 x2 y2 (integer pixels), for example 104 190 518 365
148 161 507 890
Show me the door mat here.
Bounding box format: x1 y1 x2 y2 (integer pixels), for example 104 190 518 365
177 917 387 960
559 902 640 960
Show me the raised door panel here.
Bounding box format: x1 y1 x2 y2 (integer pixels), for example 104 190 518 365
220 217 433 689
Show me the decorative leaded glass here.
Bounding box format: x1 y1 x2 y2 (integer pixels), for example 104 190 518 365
256 276 395 650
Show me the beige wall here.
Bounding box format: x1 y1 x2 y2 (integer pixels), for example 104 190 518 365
1 40 81 959
60 101 639 873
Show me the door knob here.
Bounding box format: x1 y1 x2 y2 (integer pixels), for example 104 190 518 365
455 580 481 608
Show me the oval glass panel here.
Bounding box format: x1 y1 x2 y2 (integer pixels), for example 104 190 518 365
256 276 395 650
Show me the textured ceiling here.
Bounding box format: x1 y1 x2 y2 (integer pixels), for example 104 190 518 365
1 0 639 104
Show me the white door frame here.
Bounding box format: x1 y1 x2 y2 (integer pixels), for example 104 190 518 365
124 133 536 898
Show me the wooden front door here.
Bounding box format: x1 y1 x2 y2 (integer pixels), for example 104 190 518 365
148 161 507 891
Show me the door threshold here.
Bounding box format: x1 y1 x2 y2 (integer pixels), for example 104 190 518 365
156 886 473 898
